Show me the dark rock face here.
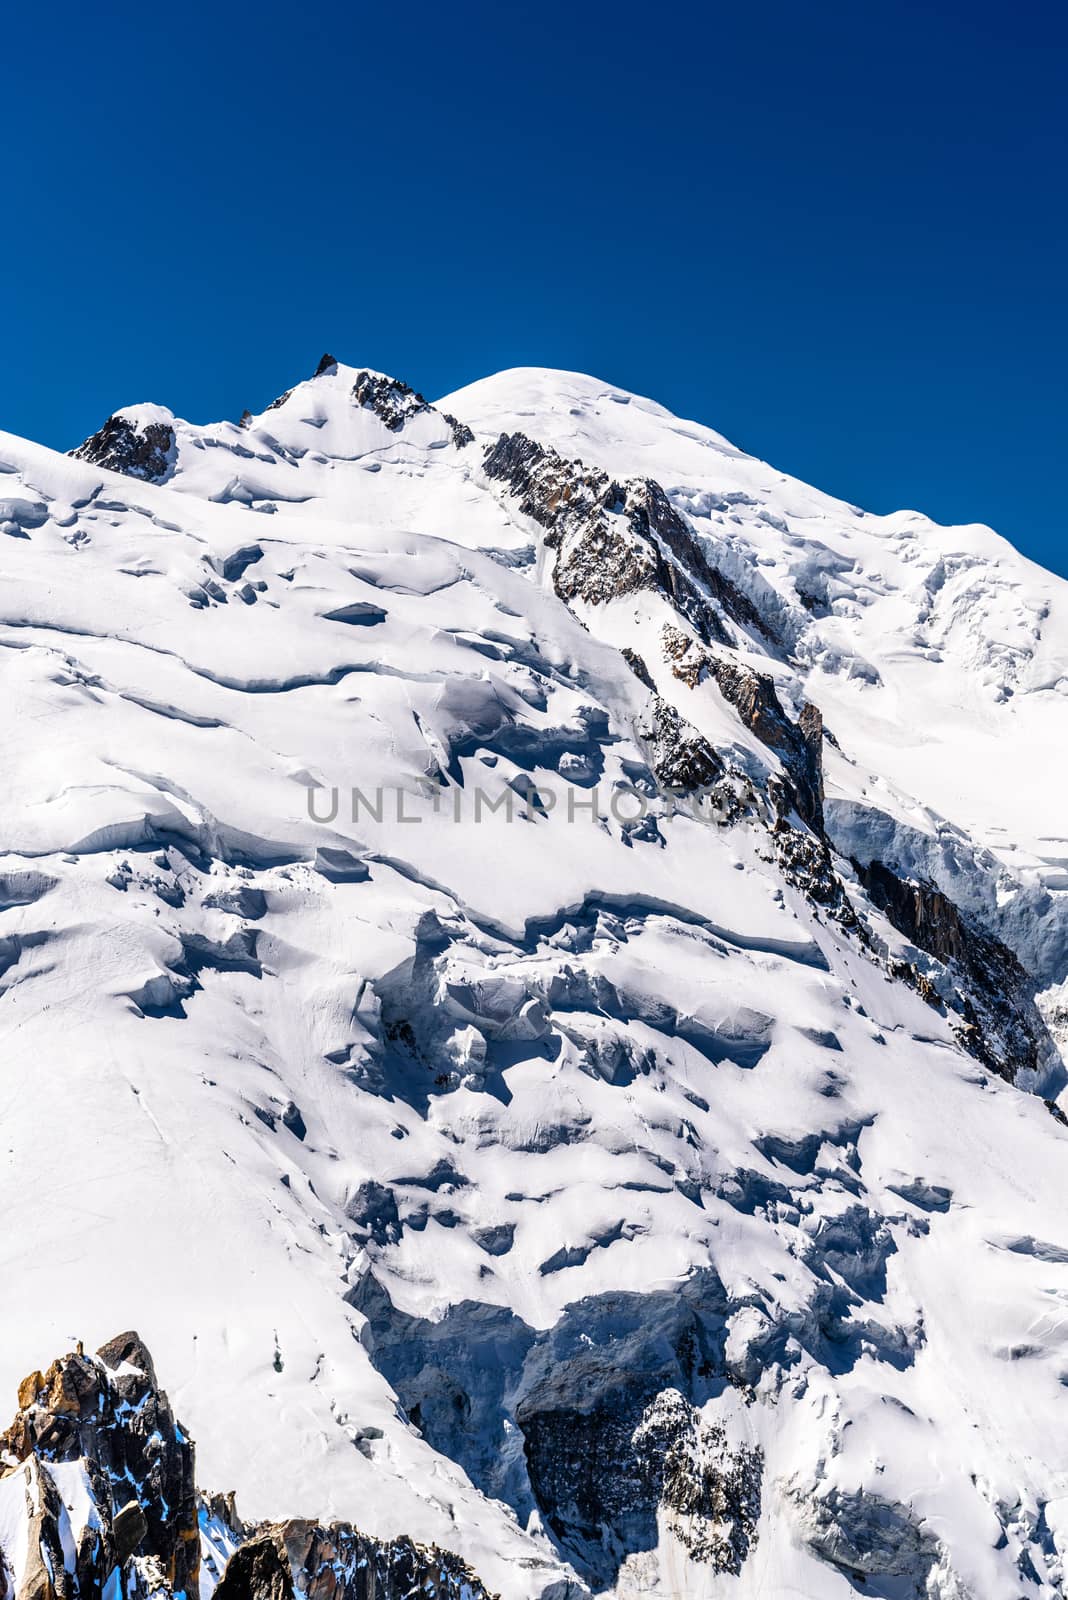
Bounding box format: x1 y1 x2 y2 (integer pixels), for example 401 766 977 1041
620 647 655 690
858 859 972 965
213 1522 492 1600
0 1332 197 1600
483 432 765 644
350 1102 973 1594
660 626 825 831
767 790 858 926
855 858 1054 1084
0 1335 494 1600
352 370 427 431
483 432 656 605
354 1267 766 1593
350 372 473 447
482 433 870 941
440 411 475 448
70 415 175 482
520 1379 759 1587
629 477 768 640
633 1390 761 1571
518 1402 655 1583
640 696 723 792
627 666 855 933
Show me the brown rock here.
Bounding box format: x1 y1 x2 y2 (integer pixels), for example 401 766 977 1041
42 1355 99 1419
16 1374 42 1411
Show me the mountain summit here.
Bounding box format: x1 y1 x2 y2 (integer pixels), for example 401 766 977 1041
0 358 1065 1600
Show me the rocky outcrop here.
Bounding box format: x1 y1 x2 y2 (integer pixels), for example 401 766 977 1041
857 860 972 964
0 1332 197 1600
0 1336 493 1600
350 371 473 446
354 1267 757 1594
660 625 824 830
439 411 476 448
482 1377 761 1586
855 858 1057 1087
630 477 769 640
639 696 723 792
790 1481 967 1596
766 784 859 926
628 626 1047 1080
634 665 853 925
212 1521 493 1600
70 414 176 481
633 1390 761 1571
482 432 765 644
620 647 655 689
483 432 657 604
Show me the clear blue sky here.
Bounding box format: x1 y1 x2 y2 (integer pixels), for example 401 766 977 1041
3 0 1065 573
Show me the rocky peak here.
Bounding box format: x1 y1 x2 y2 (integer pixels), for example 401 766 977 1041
70 409 176 482
350 370 473 447
0 1332 197 1600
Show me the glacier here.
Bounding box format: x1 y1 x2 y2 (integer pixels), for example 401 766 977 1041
0 356 1066 1600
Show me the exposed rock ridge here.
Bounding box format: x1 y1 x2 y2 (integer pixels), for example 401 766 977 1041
636 681 1049 1082
481 433 861 925
212 1520 494 1600
660 624 825 831
636 663 852 927
645 628 1054 1086
70 415 176 482
855 857 1058 1088
482 432 767 643
490 428 1049 1088
351 370 474 447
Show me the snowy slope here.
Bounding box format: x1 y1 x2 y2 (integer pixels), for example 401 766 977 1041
0 357 1066 1600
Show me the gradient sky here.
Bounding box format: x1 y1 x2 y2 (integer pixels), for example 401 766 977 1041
3 0 1065 573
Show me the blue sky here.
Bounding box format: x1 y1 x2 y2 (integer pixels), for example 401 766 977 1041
3 0 1065 573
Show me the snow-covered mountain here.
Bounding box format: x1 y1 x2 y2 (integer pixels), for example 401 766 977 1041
1 356 1066 1600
